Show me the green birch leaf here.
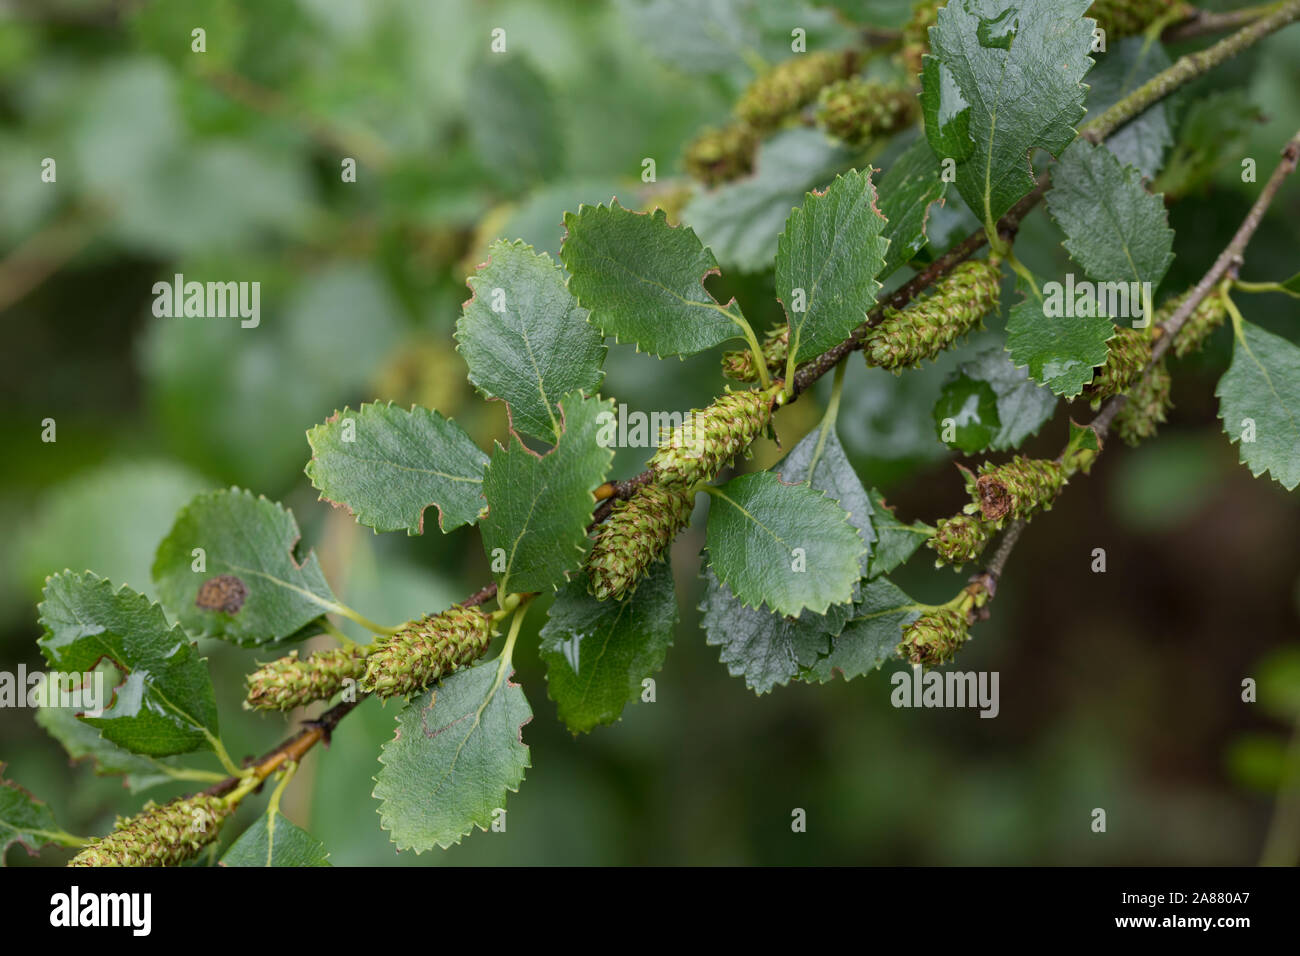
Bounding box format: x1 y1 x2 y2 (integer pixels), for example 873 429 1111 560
374 657 532 851
480 392 614 596
561 201 746 358
458 240 607 442
153 489 337 647
923 0 1094 226
34 666 200 792
936 347 1057 452
682 127 856 272
37 572 218 757
801 577 924 682
698 427 875 693
776 168 889 366
1215 320 1300 491
865 488 933 578
705 470 864 616
933 374 1000 452
1006 278 1114 398
877 136 950 278
699 568 840 694
221 812 331 867
305 403 489 535
539 561 677 732
1153 90 1264 198
1084 36 1172 178
1 765 66 860
1045 138 1175 290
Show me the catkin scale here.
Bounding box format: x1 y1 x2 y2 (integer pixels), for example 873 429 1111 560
69 796 232 867
587 484 695 601
649 387 777 489
361 605 492 698
1168 292 1228 358
865 260 1001 370
244 646 367 711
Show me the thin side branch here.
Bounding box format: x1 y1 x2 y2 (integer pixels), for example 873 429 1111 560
980 128 1300 587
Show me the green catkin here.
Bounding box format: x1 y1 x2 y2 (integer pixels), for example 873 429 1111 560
734 50 859 129
587 483 696 601
897 606 969 668
649 386 777 489
1084 325 1152 405
928 514 992 567
721 323 788 382
865 259 1002 370
683 122 758 187
361 605 492 698
965 456 1066 523
69 796 232 867
815 78 918 147
1087 0 1183 39
1169 292 1228 358
244 646 368 712
901 0 944 78
1113 359 1173 446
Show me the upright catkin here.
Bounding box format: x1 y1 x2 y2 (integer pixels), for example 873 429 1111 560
587 483 696 601
244 646 368 711
734 50 859 129
649 387 777 489
965 456 1066 523
361 605 492 698
865 259 1001 370
69 795 233 867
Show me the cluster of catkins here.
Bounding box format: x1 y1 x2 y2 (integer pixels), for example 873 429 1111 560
244 603 492 710
586 386 779 601
926 456 1069 568
685 46 916 187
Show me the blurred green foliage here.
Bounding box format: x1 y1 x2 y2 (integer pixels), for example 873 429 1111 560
1 0 1298 865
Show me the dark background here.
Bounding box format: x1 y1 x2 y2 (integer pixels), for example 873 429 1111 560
2 0 1298 865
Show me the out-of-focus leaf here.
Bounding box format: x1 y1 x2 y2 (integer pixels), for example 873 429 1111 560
935 348 1056 453
1085 36 1172 178
682 128 855 273
1216 319 1300 490
466 54 563 188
